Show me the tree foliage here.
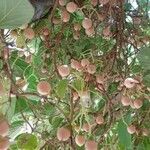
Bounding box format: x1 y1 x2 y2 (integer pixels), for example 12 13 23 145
0 0 150 149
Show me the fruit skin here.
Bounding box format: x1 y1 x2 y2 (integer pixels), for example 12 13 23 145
124 78 139 89
121 96 130 106
37 81 51 95
82 123 90 132
62 10 70 22
82 18 92 29
127 125 136 134
0 119 9 137
95 115 104 125
24 27 35 39
91 0 98 6
0 136 10 150
81 59 90 67
66 2 77 13
87 64 96 74
57 127 71 141
133 99 143 109
85 140 98 150
75 135 85 147
59 0 66 6
57 65 70 77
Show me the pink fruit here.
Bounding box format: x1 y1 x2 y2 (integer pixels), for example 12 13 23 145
82 123 90 132
87 64 96 74
102 26 111 37
52 18 61 25
58 65 70 77
99 0 109 5
37 81 51 95
124 78 139 89
95 115 104 125
121 96 131 106
62 10 70 22
85 140 98 150
85 26 95 36
59 0 66 6
0 119 9 137
130 101 136 109
82 18 92 29
0 137 10 150
57 127 71 141
91 0 98 6
71 59 82 71
81 59 90 67
66 2 78 13
24 27 35 39
75 135 85 147
73 92 79 101
133 100 143 109
127 125 136 134
42 28 50 36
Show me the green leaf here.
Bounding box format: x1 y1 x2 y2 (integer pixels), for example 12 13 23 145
137 47 150 71
0 0 34 29
17 133 38 150
51 116 63 129
118 113 132 150
143 74 150 87
56 79 68 99
72 79 85 92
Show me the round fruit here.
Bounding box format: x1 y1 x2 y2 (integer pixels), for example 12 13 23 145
85 140 98 150
0 119 9 137
85 26 95 36
57 127 70 141
103 26 111 37
82 123 90 132
99 0 109 5
71 59 82 71
82 18 92 29
87 64 96 74
124 78 139 89
73 31 80 40
75 135 85 147
133 100 143 109
57 65 70 77
91 0 98 6
81 59 90 67
127 125 136 134
52 18 61 25
121 96 130 106
0 136 10 150
42 28 50 36
59 0 66 6
66 2 77 13
24 27 35 39
73 92 79 101
95 115 104 125
37 81 51 95
62 10 70 22
130 101 135 109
